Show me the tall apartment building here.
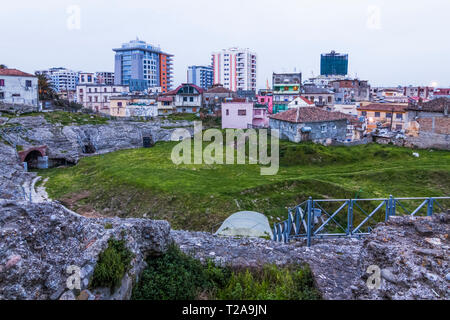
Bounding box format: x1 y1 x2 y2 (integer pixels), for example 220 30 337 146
272 73 302 114
95 72 115 85
212 47 256 92
187 65 213 89
113 39 173 93
320 51 348 76
36 67 79 92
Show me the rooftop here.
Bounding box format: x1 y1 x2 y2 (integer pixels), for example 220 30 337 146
0 68 35 78
357 103 408 113
270 107 350 123
407 97 450 113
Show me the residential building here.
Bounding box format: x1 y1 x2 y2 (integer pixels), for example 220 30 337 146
403 86 434 99
157 96 175 115
331 104 358 116
78 72 95 84
109 95 158 118
320 51 348 76
113 39 173 93
371 87 408 103
288 96 314 109
406 97 450 136
269 107 349 144
222 102 269 129
272 73 302 114
0 68 38 107
357 103 408 133
433 88 450 99
257 89 273 113
307 74 346 88
36 67 79 92
160 83 203 114
203 84 236 114
329 79 370 103
187 65 213 90
76 84 129 113
301 84 335 107
236 89 257 102
57 90 77 103
252 104 269 128
96 72 115 85
212 47 257 92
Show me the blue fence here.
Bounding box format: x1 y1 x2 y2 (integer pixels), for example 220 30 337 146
273 196 450 246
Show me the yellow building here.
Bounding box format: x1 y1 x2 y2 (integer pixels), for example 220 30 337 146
357 103 408 133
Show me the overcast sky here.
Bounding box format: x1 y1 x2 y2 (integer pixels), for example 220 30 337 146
1 0 449 88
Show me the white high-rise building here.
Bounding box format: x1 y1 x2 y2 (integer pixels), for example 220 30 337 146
36 67 79 92
211 47 256 92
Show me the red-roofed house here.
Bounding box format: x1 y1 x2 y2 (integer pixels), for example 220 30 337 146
287 96 314 109
160 83 204 114
269 107 350 144
0 68 38 107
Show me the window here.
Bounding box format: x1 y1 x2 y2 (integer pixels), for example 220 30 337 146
0 79 4 86
375 112 380 117
396 113 403 119
118 102 122 107
321 124 327 133
189 97 194 102
104 88 107 92
386 112 392 118
113 88 116 93
362 111 367 116
395 124 402 130
238 110 246 116
183 97 188 102
226 109 229 116
79 88 83 93
0 92 4 99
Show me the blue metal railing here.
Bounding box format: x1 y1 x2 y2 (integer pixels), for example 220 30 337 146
273 196 450 246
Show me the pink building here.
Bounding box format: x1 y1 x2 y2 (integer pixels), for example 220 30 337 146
257 94 273 113
222 102 269 129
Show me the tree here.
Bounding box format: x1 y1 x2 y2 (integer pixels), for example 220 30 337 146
0 64 7 69
35 72 57 101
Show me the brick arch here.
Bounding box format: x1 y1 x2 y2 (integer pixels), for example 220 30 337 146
18 146 47 163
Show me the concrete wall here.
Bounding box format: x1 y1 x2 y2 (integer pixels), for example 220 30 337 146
0 76 38 107
222 102 253 129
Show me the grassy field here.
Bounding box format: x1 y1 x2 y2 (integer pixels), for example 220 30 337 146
6 111 109 126
39 140 450 231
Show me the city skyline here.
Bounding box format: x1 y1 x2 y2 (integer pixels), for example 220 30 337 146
1 0 449 88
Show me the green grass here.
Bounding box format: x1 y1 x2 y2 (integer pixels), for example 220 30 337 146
131 244 320 300
39 141 450 231
90 238 133 293
164 113 199 121
18 111 109 126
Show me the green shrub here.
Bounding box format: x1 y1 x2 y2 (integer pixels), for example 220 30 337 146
132 244 321 300
216 264 321 300
131 244 224 300
90 238 133 292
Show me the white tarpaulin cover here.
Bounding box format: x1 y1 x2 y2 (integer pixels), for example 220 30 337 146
215 211 273 238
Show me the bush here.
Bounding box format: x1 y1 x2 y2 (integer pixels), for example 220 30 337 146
216 264 321 300
132 244 321 300
131 244 224 300
90 238 133 292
